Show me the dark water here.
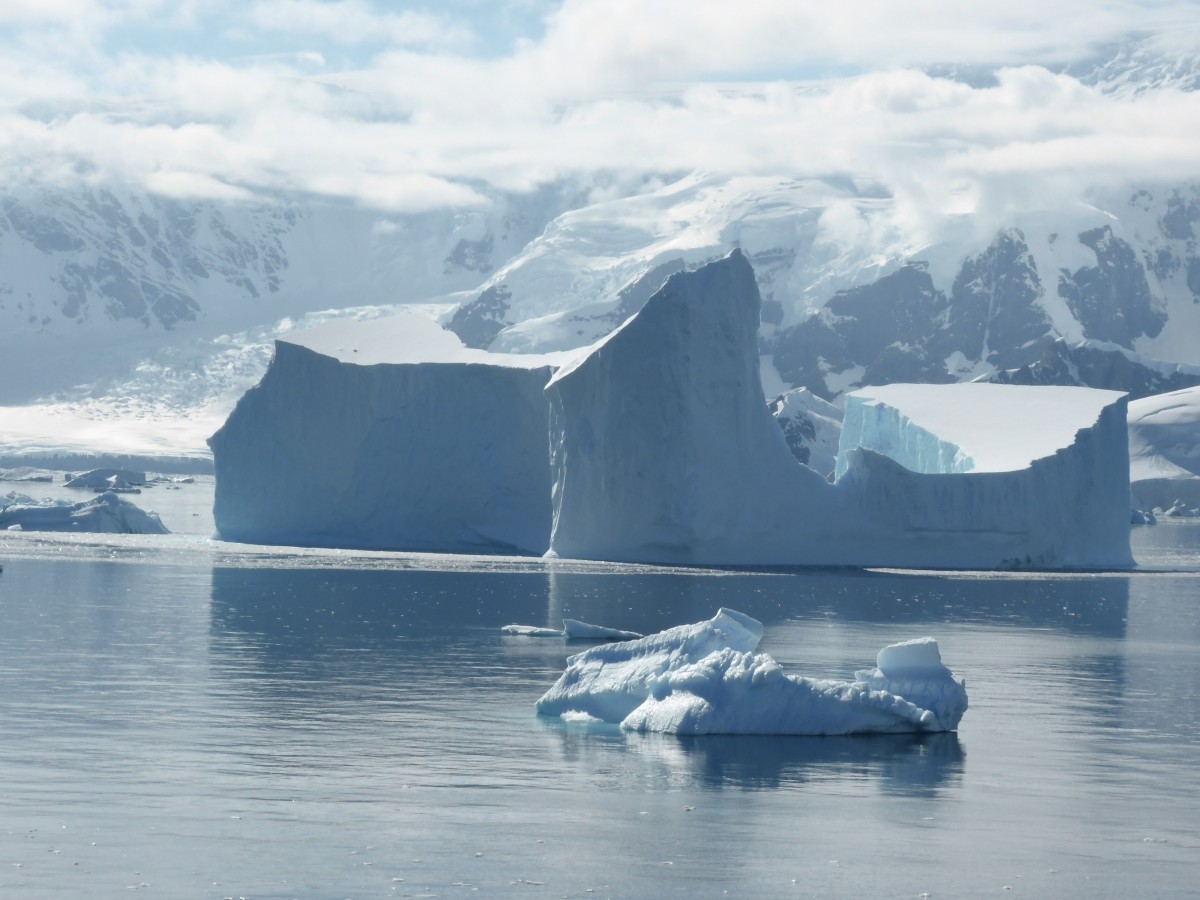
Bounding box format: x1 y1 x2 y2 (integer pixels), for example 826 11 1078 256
0 525 1198 897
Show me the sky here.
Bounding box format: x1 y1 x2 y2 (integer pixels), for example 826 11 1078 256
1 0 1198 225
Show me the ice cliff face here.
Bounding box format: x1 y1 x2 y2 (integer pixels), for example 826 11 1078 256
546 252 1133 569
544 250 840 565
836 385 1133 569
208 340 557 554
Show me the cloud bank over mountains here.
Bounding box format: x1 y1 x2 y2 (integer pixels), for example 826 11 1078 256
0 1 1198 240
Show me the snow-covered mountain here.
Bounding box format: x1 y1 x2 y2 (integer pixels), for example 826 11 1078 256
3 40 1200 464
0 182 586 405
446 176 1200 402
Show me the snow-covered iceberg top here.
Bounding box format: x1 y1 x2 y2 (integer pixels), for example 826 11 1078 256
284 310 578 370
536 610 967 736
837 383 1127 477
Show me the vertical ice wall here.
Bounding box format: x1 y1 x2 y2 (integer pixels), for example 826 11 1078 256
836 399 974 478
208 251 1133 569
546 251 1133 569
544 250 838 564
209 341 556 553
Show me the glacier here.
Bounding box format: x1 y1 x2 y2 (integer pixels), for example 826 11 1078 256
537 610 968 736
210 251 1133 569
208 313 573 553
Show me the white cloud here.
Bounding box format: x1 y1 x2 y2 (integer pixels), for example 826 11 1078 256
0 0 1196 223
249 0 472 49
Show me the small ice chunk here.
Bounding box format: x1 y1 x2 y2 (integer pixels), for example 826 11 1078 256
502 624 563 637
559 710 605 724
854 637 968 732
874 637 944 675
562 619 642 641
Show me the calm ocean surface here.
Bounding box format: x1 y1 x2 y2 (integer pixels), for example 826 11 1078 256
1 481 1198 898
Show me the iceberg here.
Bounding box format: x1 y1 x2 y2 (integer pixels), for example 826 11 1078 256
538 611 968 736
835 382 1134 568
208 313 574 553
501 619 644 640
535 608 764 723
546 250 1133 569
64 467 147 492
0 490 168 534
1127 385 1200 517
210 251 1133 569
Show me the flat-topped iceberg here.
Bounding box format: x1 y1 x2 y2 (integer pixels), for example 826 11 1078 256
547 250 1132 568
209 312 575 553
837 383 1126 477
537 611 967 736
64 467 147 493
209 251 1133 569
502 619 644 641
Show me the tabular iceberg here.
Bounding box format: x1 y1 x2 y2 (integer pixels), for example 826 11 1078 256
537 610 968 736
208 313 571 553
546 250 1133 569
209 251 1133 569
835 383 1134 568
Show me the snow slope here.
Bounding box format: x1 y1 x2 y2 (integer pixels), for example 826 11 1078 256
447 174 1200 407
1127 385 1200 514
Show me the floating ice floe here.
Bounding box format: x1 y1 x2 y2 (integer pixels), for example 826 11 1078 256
0 491 168 534
64 468 147 493
537 609 967 736
502 619 644 641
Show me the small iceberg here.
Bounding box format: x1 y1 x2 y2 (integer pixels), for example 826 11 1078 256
0 491 169 535
502 619 644 641
536 609 967 736
502 624 565 638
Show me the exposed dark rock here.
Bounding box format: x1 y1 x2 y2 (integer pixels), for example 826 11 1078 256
447 284 512 349
986 338 1200 401
1058 226 1163 347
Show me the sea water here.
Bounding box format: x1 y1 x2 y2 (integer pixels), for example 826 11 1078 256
0 482 1198 898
